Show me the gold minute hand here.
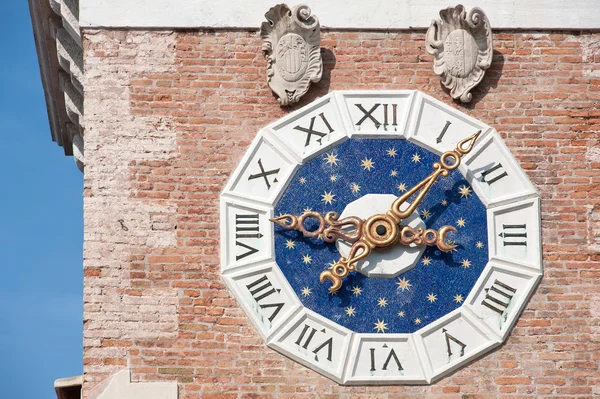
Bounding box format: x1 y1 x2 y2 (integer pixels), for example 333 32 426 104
389 130 481 222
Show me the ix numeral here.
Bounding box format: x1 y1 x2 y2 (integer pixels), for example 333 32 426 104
499 224 527 246
481 279 517 316
480 163 508 185
235 213 262 261
443 328 466 358
293 113 334 147
245 274 285 323
354 103 398 130
294 324 333 362
369 344 403 372
248 158 280 190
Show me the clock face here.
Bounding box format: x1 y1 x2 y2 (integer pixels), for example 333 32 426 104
220 91 542 384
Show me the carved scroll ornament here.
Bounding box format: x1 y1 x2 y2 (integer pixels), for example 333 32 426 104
426 5 493 103
260 4 322 106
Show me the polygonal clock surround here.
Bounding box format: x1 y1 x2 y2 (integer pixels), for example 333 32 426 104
220 90 542 384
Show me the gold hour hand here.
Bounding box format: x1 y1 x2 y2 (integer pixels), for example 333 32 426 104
320 240 371 293
270 211 364 243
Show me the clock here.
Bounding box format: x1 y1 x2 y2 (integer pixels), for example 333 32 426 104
220 90 542 384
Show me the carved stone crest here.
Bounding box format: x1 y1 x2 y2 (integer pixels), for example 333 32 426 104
425 5 493 103
261 4 322 106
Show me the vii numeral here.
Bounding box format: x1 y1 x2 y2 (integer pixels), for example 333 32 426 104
294 324 333 362
481 279 516 316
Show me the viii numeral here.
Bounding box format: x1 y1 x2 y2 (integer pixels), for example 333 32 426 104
355 103 398 130
481 279 516 316
369 344 403 372
499 224 527 246
293 113 335 147
480 163 508 185
443 328 466 358
245 274 284 323
295 324 333 362
248 158 280 190
235 213 262 261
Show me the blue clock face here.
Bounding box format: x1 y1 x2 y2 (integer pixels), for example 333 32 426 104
274 138 489 334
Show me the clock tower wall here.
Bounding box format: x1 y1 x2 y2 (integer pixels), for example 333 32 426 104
81 29 600 397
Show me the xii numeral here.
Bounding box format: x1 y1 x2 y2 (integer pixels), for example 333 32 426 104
481 279 516 316
246 274 284 323
295 324 333 362
499 224 527 246
480 163 508 185
235 213 262 261
293 113 335 147
369 344 403 372
355 103 398 130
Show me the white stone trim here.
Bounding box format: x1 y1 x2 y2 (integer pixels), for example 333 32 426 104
88 369 178 399
80 0 600 30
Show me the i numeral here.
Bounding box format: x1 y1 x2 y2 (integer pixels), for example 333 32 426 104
245 274 284 323
481 279 517 316
369 344 403 372
235 213 262 261
436 120 452 143
294 324 333 362
354 103 398 130
248 158 280 190
499 224 527 246
293 113 335 147
443 328 466 358
480 163 508 185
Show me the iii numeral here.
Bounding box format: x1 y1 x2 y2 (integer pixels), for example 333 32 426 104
481 279 516 316
355 103 398 130
248 158 280 190
245 274 284 323
443 328 466 358
294 324 333 362
369 344 403 372
293 113 335 147
480 163 508 185
499 224 527 246
235 213 262 261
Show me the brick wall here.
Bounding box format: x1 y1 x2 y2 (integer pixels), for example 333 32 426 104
83 29 600 398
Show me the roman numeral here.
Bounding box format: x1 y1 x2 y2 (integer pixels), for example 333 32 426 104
443 328 466 358
481 279 517 316
499 224 527 246
294 324 333 362
436 120 452 143
369 344 403 372
480 163 508 185
245 275 284 323
235 241 259 261
235 214 263 239
293 113 334 147
248 158 280 190
354 103 398 129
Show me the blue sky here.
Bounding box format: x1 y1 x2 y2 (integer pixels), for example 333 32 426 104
0 2 83 398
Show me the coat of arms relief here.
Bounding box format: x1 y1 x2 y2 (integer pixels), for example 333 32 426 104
426 5 493 103
261 4 322 106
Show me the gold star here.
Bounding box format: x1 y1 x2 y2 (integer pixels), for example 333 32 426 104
301 287 312 297
303 207 312 212
476 241 484 249
414 318 422 325
427 293 438 303
441 199 448 206
421 256 432 266
374 319 388 333
378 297 388 308
302 254 312 264
412 153 421 163
397 182 407 192
456 217 467 227
361 158 375 171
390 170 398 177
345 306 356 316
351 286 363 296
387 148 397 157
285 239 296 249
299 177 307 184
397 310 405 317
454 294 464 303
396 277 412 292
327 260 337 270
420 209 431 219
448 240 459 253
459 185 473 198
350 183 361 193
321 191 335 204
461 258 472 269
325 152 339 166
330 175 337 182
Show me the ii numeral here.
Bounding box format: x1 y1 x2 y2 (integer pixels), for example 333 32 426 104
369 344 403 372
354 103 398 130
235 213 262 261
481 279 516 316
295 324 333 362
293 113 335 147
499 224 527 246
248 158 280 190
245 274 284 323
480 163 508 185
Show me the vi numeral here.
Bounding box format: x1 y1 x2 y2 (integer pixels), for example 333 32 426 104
295 324 334 362
369 344 403 372
248 158 280 190
499 224 527 246
480 163 508 185
354 103 398 130
293 113 335 147
235 213 262 261
245 274 284 323
481 279 516 317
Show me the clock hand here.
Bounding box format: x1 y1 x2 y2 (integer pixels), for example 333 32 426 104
270 211 364 243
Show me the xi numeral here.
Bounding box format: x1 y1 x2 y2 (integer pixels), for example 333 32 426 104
294 324 333 362
293 113 335 147
354 103 398 130
248 158 280 190
369 344 403 372
480 163 508 185
481 279 516 316
499 224 527 246
246 274 284 323
235 213 262 261
443 328 466 358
